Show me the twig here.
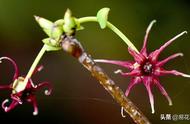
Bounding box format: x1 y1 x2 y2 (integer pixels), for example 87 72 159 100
61 35 151 124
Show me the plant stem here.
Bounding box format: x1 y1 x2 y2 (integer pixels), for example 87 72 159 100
78 17 139 53
22 44 47 89
61 35 150 124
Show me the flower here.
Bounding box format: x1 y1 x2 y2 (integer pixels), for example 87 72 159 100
95 20 190 114
0 57 52 115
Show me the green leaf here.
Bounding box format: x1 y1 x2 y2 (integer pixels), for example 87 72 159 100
34 16 54 37
35 16 63 39
42 38 60 46
97 8 110 29
44 44 61 52
51 24 63 40
63 9 77 35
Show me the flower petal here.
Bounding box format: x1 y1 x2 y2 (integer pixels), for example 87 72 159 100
149 31 187 62
141 20 156 57
115 69 141 77
29 95 38 116
2 99 19 112
94 59 134 69
128 47 145 64
0 85 11 90
0 57 19 80
155 69 190 78
33 65 44 75
125 77 141 96
142 77 155 113
34 82 52 96
153 78 172 106
156 53 183 67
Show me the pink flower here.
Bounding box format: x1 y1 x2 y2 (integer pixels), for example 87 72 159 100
95 20 190 113
0 57 52 115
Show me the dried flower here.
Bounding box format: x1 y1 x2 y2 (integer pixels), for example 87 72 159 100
0 57 52 115
95 20 189 114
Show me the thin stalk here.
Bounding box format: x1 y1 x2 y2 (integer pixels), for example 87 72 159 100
61 35 150 124
78 17 139 53
22 44 47 89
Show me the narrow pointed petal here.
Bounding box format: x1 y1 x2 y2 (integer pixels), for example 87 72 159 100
128 47 145 64
125 77 141 96
94 59 134 69
30 96 38 116
2 99 19 112
141 20 156 56
34 82 52 95
0 85 11 90
11 94 23 104
0 57 19 80
150 31 187 62
32 65 44 75
156 69 190 78
145 84 155 114
143 77 155 113
156 53 183 67
159 31 187 53
154 78 172 106
2 99 9 110
115 69 141 77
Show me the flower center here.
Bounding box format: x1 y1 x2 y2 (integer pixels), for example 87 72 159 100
142 61 153 75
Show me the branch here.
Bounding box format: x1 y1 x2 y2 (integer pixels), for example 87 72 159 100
61 35 151 124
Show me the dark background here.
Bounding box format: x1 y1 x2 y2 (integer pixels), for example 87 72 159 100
0 0 190 124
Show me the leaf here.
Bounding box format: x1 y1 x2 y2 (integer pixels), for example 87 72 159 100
44 44 61 52
97 8 110 29
51 24 63 40
34 16 54 37
35 16 63 39
42 38 61 51
63 9 76 35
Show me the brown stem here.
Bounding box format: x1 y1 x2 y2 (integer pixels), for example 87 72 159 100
61 35 151 124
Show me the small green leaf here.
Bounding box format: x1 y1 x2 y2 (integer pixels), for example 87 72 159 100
34 16 53 37
42 38 59 47
44 44 61 52
63 9 76 35
51 24 63 40
97 8 110 29
35 16 63 39
54 19 64 26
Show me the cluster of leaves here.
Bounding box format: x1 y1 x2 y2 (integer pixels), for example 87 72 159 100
36 8 110 51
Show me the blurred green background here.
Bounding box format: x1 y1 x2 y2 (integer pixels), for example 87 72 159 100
0 0 190 124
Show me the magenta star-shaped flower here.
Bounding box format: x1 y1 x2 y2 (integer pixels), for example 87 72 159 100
95 20 190 113
0 57 52 115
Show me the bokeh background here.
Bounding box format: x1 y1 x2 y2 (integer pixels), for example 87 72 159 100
0 0 190 124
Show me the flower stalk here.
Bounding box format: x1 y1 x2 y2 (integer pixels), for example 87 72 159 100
78 17 139 53
22 44 47 91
